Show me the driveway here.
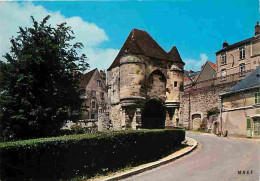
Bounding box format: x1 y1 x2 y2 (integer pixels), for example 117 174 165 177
123 132 260 181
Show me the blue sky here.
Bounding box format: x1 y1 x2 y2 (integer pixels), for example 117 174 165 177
0 0 259 71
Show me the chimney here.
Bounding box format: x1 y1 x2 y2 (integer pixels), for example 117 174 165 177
255 21 260 36
222 40 229 49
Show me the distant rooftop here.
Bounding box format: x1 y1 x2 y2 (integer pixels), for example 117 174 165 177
80 68 97 89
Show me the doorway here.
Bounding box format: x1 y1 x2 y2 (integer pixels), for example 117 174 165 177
141 99 166 129
253 118 260 137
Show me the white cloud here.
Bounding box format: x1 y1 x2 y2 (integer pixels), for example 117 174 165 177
183 53 208 71
86 48 119 70
0 2 119 71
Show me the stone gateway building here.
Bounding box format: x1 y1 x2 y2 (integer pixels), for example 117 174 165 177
107 29 185 130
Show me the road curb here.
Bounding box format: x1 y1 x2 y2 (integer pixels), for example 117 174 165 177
98 137 198 181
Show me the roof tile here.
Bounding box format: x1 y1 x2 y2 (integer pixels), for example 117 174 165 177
225 66 260 94
108 29 184 70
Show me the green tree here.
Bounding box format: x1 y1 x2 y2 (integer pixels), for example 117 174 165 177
0 16 89 140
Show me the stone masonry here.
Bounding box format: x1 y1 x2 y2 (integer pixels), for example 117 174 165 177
106 29 185 130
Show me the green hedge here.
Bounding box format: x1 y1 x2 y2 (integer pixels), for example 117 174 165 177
0 129 185 180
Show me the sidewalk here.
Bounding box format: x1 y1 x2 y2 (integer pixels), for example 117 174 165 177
92 137 198 181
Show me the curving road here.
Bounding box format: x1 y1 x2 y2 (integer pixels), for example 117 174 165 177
123 132 260 181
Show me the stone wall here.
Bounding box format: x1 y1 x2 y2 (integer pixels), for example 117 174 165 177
147 71 166 99
107 54 184 130
98 111 111 131
180 82 237 129
222 89 257 109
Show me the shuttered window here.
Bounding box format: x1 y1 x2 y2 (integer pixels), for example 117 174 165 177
255 92 260 104
247 118 251 129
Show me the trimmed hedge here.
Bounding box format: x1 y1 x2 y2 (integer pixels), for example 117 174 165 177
0 129 185 180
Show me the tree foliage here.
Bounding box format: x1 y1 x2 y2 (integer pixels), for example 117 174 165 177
0 16 89 140
206 107 219 118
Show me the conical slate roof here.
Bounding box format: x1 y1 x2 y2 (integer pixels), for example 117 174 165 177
168 46 182 62
108 29 184 70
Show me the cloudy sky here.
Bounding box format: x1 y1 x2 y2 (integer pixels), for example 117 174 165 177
0 0 259 71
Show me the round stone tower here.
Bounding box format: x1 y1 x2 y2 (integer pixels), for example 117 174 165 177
119 55 146 129
119 55 146 105
165 46 184 127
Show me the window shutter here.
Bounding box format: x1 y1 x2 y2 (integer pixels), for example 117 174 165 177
255 92 259 104
247 118 251 129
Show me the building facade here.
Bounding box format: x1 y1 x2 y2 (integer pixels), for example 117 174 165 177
220 66 260 138
181 22 260 131
79 69 108 130
215 22 260 84
107 29 185 130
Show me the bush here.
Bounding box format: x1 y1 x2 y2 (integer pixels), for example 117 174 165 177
0 129 185 180
207 107 219 118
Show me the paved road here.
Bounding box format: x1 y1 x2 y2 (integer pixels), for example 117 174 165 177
123 133 260 181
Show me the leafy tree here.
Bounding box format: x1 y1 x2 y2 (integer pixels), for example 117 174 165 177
0 16 89 140
207 107 219 118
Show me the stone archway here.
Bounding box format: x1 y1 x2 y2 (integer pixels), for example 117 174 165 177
192 113 201 130
147 70 166 100
141 99 166 129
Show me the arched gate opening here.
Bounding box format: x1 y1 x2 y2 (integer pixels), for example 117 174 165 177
141 99 166 129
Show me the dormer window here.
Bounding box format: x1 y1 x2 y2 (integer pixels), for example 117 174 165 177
239 46 245 60
221 53 226 65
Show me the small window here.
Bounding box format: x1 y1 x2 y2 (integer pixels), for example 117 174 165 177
239 46 245 60
91 90 96 96
221 53 226 65
255 92 260 104
221 69 226 77
239 63 245 76
97 80 101 87
174 81 178 87
91 114 95 119
100 92 104 99
92 101 96 108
